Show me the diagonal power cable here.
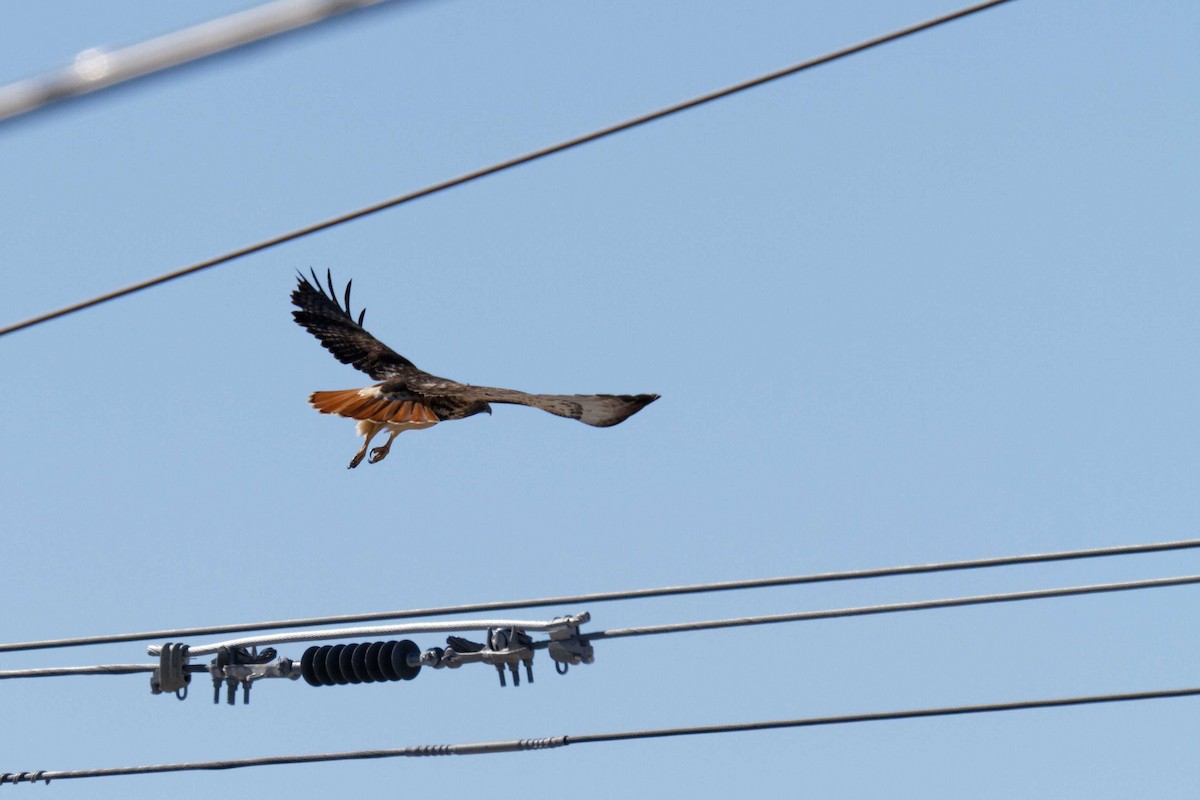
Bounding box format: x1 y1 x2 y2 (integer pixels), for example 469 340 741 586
1 536 1195 654
0 0 424 125
0 0 1018 338
581 574 1200 642
4 686 1197 784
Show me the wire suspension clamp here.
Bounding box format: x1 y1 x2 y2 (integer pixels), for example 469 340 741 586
149 642 191 700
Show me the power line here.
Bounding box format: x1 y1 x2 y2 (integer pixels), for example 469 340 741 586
3 536 1195 654
5 685 1196 784
0 0 1018 339
0 0 422 125
583 574 1200 641
0 664 157 680
567 687 1200 744
6 573 1197 682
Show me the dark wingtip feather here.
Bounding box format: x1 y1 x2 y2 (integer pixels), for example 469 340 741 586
292 269 369 324
580 393 660 427
607 393 659 426
325 268 337 304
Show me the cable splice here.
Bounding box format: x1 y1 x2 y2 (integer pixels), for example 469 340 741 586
3 688 1196 784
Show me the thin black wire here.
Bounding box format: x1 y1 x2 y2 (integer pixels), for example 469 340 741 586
2 536 1195 654
584 574 1200 641
567 687 1200 744
0 0 1018 339
6 686 1196 784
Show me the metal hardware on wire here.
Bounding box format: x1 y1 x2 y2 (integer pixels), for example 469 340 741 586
209 646 299 705
545 614 594 675
149 642 191 700
291 616 594 690
147 613 590 658
143 613 594 702
423 614 593 686
434 628 537 687
150 642 299 704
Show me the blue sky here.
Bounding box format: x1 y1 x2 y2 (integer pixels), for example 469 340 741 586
2 1 1199 796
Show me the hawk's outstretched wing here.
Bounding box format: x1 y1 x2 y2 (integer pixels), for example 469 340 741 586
409 382 659 428
291 269 418 381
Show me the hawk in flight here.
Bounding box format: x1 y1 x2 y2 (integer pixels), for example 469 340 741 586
292 270 658 468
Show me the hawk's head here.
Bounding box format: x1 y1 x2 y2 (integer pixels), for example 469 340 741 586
467 401 493 418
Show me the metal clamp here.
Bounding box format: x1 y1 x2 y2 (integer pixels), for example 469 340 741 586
546 614 594 675
150 642 191 700
439 627 534 687
208 646 300 705
426 612 593 686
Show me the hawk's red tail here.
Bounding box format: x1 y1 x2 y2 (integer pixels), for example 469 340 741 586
309 388 439 425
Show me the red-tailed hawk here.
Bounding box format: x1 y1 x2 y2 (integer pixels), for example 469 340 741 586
292 270 659 468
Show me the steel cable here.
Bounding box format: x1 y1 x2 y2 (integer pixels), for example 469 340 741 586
5 685 1196 784
0 0 1017 338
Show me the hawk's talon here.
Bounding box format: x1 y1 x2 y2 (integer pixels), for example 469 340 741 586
348 452 366 469
368 445 391 464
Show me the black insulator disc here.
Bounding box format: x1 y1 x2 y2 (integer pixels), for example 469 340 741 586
391 639 422 681
350 643 374 683
425 646 445 667
309 645 334 686
377 641 400 681
325 644 349 685
363 642 386 682
340 643 363 684
300 646 323 687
